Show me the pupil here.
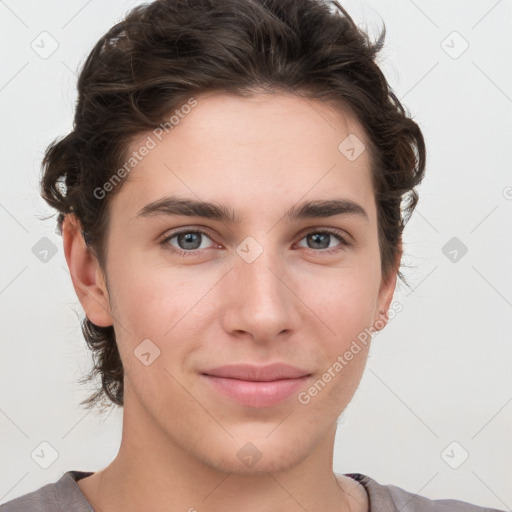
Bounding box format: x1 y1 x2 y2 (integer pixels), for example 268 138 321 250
309 233 329 249
179 232 200 250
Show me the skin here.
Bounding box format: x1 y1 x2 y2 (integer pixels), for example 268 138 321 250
63 91 400 512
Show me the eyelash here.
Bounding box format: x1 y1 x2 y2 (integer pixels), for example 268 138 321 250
160 227 350 257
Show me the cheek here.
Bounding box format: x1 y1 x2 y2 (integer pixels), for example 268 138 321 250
107 253 215 358
296 272 376 413
109 246 181 320
107 239 381 358
105 255 171 359
308 263 380 339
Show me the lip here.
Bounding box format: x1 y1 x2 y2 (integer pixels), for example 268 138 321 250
201 363 310 381
200 363 311 408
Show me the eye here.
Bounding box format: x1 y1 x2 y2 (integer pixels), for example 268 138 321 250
161 227 350 257
160 228 217 257
296 229 350 254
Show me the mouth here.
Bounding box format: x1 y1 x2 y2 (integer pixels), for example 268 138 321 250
200 363 312 408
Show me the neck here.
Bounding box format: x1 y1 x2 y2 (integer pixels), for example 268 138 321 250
79 383 360 512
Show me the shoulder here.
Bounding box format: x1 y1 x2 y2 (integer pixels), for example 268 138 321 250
0 471 94 512
340 473 506 512
0 481 59 512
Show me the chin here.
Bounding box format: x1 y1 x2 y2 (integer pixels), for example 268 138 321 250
196 433 314 476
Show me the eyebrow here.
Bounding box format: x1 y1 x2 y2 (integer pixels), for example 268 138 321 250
136 195 369 224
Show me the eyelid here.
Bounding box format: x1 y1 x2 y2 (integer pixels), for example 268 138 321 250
160 225 352 256
295 228 351 252
296 225 352 243
160 226 219 250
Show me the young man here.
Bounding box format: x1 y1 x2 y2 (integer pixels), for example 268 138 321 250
0 0 504 511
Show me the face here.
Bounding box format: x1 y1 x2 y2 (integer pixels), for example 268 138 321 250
73 91 397 474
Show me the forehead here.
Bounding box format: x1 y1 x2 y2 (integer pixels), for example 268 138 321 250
110 91 376 221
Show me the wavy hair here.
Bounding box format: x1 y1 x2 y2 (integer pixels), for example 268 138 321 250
41 0 426 411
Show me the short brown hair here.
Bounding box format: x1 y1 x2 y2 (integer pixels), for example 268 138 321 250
41 0 426 411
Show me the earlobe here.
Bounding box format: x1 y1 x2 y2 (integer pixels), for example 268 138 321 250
62 214 113 328
373 243 402 332
373 277 396 332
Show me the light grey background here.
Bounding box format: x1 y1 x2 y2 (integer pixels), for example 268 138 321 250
1 0 511 508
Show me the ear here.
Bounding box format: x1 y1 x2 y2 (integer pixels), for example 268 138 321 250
62 214 113 327
372 239 402 332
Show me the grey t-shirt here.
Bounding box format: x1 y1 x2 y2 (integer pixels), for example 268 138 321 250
0 470 505 512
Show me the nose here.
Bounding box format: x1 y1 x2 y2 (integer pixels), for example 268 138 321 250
220 242 303 343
